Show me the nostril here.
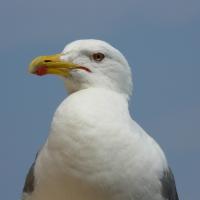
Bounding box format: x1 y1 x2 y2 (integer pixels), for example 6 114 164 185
44 60 52 63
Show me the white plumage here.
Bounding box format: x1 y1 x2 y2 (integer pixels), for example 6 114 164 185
22 39 178 200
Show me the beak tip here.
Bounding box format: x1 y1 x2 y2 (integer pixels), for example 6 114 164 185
29 65 48 76
28 64 36 74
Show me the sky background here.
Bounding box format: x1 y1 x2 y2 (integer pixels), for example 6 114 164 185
0 0 199 199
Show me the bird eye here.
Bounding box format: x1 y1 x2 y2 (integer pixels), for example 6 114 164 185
92 53 105 62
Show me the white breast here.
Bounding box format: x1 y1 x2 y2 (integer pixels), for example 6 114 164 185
32 88 167 200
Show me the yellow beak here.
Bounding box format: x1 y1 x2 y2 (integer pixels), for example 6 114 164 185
29 53 78 77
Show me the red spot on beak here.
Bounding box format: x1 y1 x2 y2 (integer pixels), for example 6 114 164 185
35 66 48 76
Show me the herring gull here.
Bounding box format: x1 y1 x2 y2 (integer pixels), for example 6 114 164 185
22 39 179 200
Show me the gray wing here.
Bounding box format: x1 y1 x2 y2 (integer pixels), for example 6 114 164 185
23 162 35 194
21 153 38 199
160 167 179 200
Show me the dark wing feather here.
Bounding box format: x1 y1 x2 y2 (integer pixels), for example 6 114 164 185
23 162 35 193
160 167 179 200
22 152 39 195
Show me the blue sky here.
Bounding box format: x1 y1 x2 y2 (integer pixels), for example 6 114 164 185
0 0 199 199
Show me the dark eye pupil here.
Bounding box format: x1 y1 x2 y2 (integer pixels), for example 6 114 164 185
93 53 105 61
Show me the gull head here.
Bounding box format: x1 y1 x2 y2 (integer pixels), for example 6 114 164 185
29 39 133 98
